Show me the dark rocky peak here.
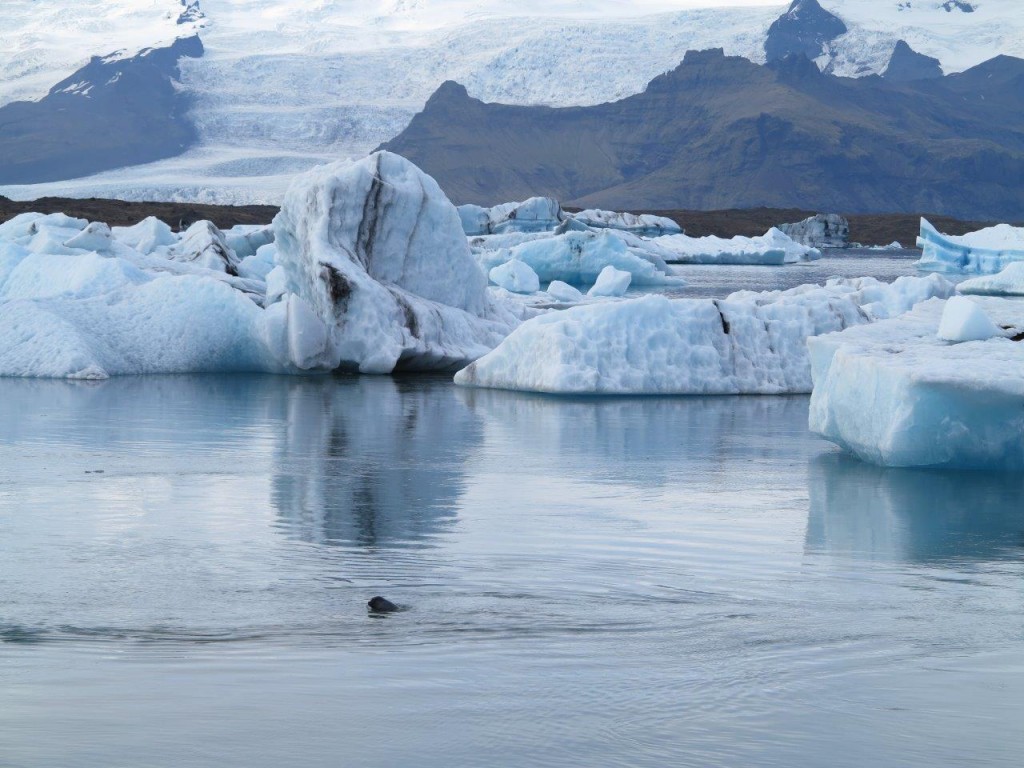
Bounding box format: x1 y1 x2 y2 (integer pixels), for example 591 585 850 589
426 80 473 105
177 1 206 25
766 51 827 83
644 49 762 93
942 1 975 12
764 0 847 63
883 40 943 81
48 35 203 99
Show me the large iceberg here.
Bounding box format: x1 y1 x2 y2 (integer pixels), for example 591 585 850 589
458 197 565 236
656 228 820 264
476 229 682 287
0 152 522 378
272 151 520 373
777 213 849 248
809 296 1024 469
916 218 1024 274
571 209 681 236
454 275 953 394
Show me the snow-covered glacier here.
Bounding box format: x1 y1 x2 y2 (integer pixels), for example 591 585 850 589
5 0 1024 203
0 153 520 378
809 296 1024 469
453 275 954 395
916 218 1024 274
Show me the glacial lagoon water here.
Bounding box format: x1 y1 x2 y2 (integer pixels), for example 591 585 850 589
1 372 1022 768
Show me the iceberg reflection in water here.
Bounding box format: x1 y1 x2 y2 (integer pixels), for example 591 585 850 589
0 377 1021 768
807 453 1024 563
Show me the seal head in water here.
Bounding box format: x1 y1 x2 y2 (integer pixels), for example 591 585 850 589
368 596 399 613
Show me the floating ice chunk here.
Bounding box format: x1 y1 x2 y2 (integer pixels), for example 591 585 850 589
489 259 540 294
571 209 681 236
63 222 113 253
545 280 584 303
587 265 631 297
273 151 517 373
454 275 953 395
937 295 1003 342
958 262 1024 296
657 227 820 264
777 214 849 248
916 217 1024 274
809 297 1024 469
458 197 565 235
111 216 177 254
479 230 681 286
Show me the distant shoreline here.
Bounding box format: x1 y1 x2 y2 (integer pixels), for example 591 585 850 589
0 195 1010 247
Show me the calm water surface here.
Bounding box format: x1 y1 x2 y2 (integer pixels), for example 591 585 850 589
0 373 1021 767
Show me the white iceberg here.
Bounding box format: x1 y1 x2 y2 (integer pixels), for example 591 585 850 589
545 280 584 303
916 217 1024 274
587 265 631 297
458 197 565 236
272 151 519 373
571 209 681 236
657 227 821 264
489 259 540 294
477 229 682 286
936 296 1003 343
777 214 849 248
454 275 954 395
809 296 1024 469
111 216 177 254
958 262 1024 297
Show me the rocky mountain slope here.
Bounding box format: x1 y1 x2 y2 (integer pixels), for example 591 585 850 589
382 49 1024 219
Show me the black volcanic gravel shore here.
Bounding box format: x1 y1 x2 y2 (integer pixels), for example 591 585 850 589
0 195 1011 246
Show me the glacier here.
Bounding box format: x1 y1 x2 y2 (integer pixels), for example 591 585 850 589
809 296 1024 469
4 1 1024 203
916 218 1024 274
453 275 954 395
0 152 522 378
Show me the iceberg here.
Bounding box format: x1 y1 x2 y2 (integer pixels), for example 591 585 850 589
476 229 682 286
656 227 820 264
958 262 1024 296
458 197 565 236
809 296 1024 469
777 213 849 248
545 280 584 303
936 296 1003 342
489 259 540 294
454 275 953 394
0 152 523 378
916 217 1024 274
571 209 681 236
587 265 631 297
271 151 519 373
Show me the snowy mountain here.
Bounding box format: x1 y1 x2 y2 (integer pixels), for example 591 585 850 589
1 0 1023 204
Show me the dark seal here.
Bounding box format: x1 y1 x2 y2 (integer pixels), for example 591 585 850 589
367 596 399 613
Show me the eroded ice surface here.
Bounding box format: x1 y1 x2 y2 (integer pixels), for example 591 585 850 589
809 296 1024 469
454 275 954 395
